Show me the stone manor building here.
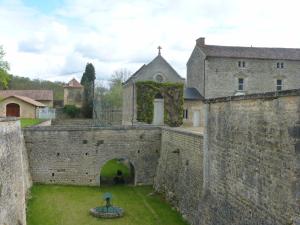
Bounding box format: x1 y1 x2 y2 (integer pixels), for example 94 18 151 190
184 37 300 127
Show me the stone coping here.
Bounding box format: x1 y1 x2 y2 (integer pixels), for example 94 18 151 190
0 117 18 122
23 124 203 138
205 88 300 103
23 124 162 131
162 126 203 137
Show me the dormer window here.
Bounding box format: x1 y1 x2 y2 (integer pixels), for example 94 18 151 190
238 61 246 68
276 62 284 69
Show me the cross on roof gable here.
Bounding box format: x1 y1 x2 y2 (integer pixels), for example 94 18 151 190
123 54 184 85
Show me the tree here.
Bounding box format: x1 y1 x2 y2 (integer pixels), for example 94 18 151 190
80 63 96 118
0 46 10 89
5 75 64 100
101 68 131 108
110 68 131 87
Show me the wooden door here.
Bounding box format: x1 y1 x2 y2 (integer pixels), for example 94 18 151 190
6 103 20 117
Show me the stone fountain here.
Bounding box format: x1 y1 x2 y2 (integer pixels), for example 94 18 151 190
90 192 124 218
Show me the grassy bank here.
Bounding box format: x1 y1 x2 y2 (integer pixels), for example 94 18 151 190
20 118 44 128
27 185 188 225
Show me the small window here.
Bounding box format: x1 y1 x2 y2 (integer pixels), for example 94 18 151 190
277 62 284 69
155 74 164 82
238 61 246 68
238 78 244 91
276 79 283 91
183 109 188 119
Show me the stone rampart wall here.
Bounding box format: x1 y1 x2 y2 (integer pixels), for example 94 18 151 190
23 126 161 186
199 92 300 225
154 127 203 224
0 118 31 225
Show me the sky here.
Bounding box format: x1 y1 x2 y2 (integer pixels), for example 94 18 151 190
0 0 300 83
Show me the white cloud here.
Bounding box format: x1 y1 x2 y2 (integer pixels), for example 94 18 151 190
0 0 300 82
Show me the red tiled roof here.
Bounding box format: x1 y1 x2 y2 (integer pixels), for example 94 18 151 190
0 90 53 101
2 95 46 107
64 78 83 88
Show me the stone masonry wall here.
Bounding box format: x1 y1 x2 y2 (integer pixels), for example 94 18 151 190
51 119 94 126
205 57 300 99
63 87 83 108
154 127 203 225
187 45 206 96
0 118 31 225
199 92 300 225
23 126 161 186
122 84 136 124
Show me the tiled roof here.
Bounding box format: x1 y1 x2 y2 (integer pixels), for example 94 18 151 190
64 78 83 88
123 64 147 85
0 90 53 101
123 54 184 85
199 44 300 60
2 95 46 107
184 87 204 100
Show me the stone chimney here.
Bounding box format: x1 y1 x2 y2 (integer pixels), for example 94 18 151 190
196 37 205 46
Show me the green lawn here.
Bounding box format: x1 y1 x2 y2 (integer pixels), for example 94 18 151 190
27 185 189 225
101 159 131 179
20 118 44 128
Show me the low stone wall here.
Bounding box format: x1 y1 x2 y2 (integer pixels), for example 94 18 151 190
154 127 203 224
23 126 161 186
51 118 94 126
0 118 31 225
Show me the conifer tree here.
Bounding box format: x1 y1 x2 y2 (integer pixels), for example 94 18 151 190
80 63 96 118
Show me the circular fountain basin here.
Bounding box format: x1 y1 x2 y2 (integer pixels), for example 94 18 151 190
90 206 124 218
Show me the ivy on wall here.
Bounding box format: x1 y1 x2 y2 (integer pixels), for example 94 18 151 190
136 81 184 127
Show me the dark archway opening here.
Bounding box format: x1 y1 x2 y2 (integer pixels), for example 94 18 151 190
100 158 135 186
154 92 163 99
6 103 20 117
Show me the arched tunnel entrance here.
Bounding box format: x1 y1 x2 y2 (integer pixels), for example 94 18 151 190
99 158 135 186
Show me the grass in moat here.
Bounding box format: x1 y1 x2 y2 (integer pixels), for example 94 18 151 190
20 118 44 128
26 184 189 225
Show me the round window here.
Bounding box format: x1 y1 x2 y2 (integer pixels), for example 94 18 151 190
155 74 164 82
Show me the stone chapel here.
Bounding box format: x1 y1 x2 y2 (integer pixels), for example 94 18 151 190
122 47 185 125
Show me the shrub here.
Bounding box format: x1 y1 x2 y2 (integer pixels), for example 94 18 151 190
63 105 81 118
